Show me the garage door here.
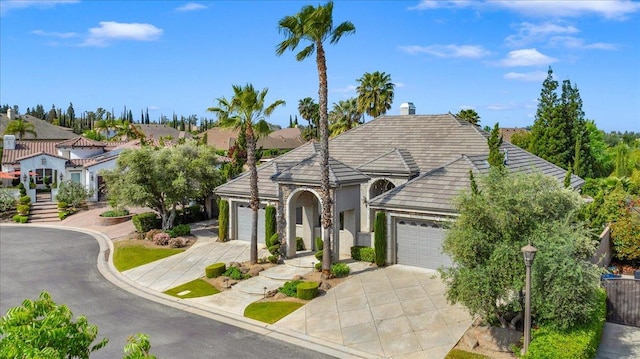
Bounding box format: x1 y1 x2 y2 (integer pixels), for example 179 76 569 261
396 219 453 269
237 204 265 244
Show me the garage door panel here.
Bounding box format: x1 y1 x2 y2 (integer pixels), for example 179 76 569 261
237 205 265 244
396 219 452 270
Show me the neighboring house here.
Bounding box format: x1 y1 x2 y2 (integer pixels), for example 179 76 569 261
215 106 583 270
135 124 192 140
202 126 305 156
500 127 530 143
0 112 77 146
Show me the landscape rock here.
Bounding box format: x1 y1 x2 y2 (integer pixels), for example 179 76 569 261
292 274 304 281
274 292 288 300
248 266 264 277
319 282 332 291
266 289 278 298
472 326 522 352
228 262 240 268
239 266 250 274
461 332 479 350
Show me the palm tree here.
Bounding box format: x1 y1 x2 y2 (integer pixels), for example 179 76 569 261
115 121 146 141
3 117 37 140
329 98 362 136
456 109 481 125
277 1 355 277
208 84 285 264
297 97 319 139
356 71 395 118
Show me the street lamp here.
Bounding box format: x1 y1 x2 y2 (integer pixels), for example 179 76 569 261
521 243 537 355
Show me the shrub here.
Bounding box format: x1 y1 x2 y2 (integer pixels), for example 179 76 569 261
265 205 276 244
12 214 28 223
145 229 164 241
29 181 35 189
205 262 226 278
57 201 68 209
58 211 69 220
315 237 323 251
296 237 306 251
132 212 160 233
314 262 322 271
331 263 350 278
351 246 375 262
100 209 129 217
268 255 278 264
18 195 31 205
268 233 279 247
268 244 281 255
152 232 171 246
55 181 93 208
223 266 250 280
296 281 319 300
278 280 302 297
218 200 229 242
168 237 186 248
17 182 26 196
0 189 16 212
168 224 191 238
374 211 387 266
16 204 30 215
525 288 606 359
314 250 323 261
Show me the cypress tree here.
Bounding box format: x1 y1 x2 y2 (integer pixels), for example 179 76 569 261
469 170 480 195
218 200 229 242
265 206 276 244
374 211 386 266
564 164 572 188
488 123 505 170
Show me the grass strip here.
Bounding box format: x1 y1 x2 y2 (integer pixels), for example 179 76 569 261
163 278 220 298
113 241 184 272
244 301 304 324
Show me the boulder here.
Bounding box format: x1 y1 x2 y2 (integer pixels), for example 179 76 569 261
248 266 264 277
274 292 288 300
461 333 479 350
239 266 250 274
266 289 278 298
292 274 304 281
319 281 332 291
472 326 522 352
228 262 241 268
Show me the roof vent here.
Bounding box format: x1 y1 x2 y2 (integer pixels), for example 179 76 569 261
399 102 416 115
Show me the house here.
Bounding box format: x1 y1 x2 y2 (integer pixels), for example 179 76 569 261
202 126 305 156
214 104 583 270
500 127 530 143
135 124 192 140
0 111 77 145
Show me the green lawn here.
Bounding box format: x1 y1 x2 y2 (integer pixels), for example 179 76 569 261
445 349 491 359
113 241 185 272
163 278 220 298
244 301 304 324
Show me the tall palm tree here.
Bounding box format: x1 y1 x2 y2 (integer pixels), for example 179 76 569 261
329 98 362 136
208 84 285 264
277 1 355 277
3 117 37 140
356 71 395 118
456 109 481 125
297 97 319 139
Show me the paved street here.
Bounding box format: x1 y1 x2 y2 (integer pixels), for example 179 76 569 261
0 226 332 359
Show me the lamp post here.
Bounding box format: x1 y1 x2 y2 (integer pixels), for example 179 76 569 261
521 243 537 355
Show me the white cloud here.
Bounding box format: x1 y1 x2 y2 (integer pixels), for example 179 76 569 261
505 22 579 47
487 103 516 111
496 48 556 67
548 36 617 50
176 2 207 12
31 29 78 39
1 0 78 15
408 0 472 11
331 85 357 93
493 0 640 20
82 21 163 47
503 71 548 82
399 44 491 58
395 82 405 88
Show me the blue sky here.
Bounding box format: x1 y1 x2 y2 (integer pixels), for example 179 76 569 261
1 0 639 133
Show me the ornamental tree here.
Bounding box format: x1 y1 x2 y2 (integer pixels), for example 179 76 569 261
440 170 601 330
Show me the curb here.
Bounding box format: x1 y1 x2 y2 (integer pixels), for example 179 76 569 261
3 223 378 359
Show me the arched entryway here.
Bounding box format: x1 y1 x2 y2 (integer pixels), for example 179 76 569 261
368 179 395 231
286 189 322 257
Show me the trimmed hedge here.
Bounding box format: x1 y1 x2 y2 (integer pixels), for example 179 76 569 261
374 211 387 266
205 262 226 278
265 206 276 244
168 224 191 238
525 288 607 359
268 233 279 247
218 200 229 242
315 250 323 261
268 244 281 255
18 195 31 205
12 214 28 223
331 263 350 278
351 246 375 262
297 281 319 300
132 212 160 233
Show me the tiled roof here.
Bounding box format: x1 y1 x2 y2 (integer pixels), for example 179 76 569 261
271 153 369 186
56 137 106 148
16 151 68 162
216 113 582 211
203 127 305 151
0 114 77 142
358 148 419 177
135 124 193 140
500 127 530 143
1 140 61 165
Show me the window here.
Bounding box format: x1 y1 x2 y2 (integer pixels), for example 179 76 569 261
295 207 303 225
35 168 52 184
70 172 81 183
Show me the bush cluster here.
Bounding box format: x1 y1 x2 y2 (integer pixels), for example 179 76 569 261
350 246 375 262
168 224 191 238
223 267 250 280
278 280 302 297
132 212 160 233
12 214 28 223
331 263 350 278
168 237 186 248
152 232 171 246
525 288 607 359
0 189 17 212
145 229 163 241
101 209 129 218
296 237 306 251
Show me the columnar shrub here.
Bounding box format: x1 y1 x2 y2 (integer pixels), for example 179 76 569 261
314 250 323 261
16 204 30 215
17 182 26 196
374 211 387 266
18 195 31 205
297 281 319 300
315 237 323 251
132 212 160 233
205 263 226 278
152 232 170 246
296 236 306 251
265 205 276 244
218 200 229 242
268 233 279 247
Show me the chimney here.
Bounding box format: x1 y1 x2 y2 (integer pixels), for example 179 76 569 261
7 108 14 120
399 102 416 115
3 135 16 150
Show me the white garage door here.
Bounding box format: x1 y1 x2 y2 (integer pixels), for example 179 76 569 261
396 219 453 269
237 204 266 244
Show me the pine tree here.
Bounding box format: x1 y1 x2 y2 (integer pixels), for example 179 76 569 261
469 170 480 195
529 67 566 166
564 164 573 188
488 123 505 170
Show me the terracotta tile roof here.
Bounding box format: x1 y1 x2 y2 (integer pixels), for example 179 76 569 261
56 137 106 148
1 140 61 165
0 114 77 142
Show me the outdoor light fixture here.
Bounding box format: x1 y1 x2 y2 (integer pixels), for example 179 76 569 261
59 173 63 181
90 173 94 182
521 243 537 355
263 286 267 298
22 174 26 181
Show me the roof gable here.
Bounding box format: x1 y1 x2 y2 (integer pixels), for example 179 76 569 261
271 152 369 186
56 137 106 148
358 148 419 177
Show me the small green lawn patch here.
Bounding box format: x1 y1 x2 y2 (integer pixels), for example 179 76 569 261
244 301 304 324
113 241 184 272
163 278 220 298
445 349 491 359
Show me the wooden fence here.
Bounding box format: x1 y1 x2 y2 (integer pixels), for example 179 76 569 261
602 278 640 327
